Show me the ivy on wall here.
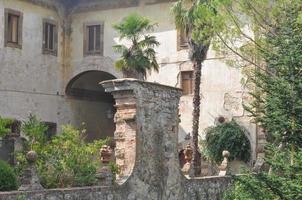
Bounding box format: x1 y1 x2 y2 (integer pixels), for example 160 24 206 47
202 119 251 164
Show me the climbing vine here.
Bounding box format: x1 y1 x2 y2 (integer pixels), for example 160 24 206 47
202 120 251 164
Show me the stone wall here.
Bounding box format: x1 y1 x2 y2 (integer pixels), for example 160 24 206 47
0 139 14 165
0 79 231 200
0 176 231 200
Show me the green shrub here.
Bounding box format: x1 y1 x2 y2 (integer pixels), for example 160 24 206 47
38 125 108 188
0 160 17 191
223 146 302 200
17 115 108 188
109 161 119 182
202 120 251 163
0 116 13 138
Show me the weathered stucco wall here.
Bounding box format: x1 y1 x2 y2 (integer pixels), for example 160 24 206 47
0 0 65 127
69 1 256 158
0 0 118 139
0 0 257 160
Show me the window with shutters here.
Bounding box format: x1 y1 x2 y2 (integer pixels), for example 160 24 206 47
4 9 23 48
181 71 193 95
177 28 188 50
43 19 58 56
84 22 104 56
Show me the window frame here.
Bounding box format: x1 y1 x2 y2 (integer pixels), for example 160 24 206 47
177 28 189 51
180 71 194 96
42 121 57 140
83 22 104 56
4 8 23 49
42 18 58 56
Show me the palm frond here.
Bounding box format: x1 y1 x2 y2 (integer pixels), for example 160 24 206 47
115 59 126 70
113 44 128 54
138 35 160 48
113 14 160 77
113 14 157 41
144 48 156 58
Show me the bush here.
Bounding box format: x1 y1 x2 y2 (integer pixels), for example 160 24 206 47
0 116 13 138
0 160 17 191
202 120 251 163
223 146 302 200
37 125 107 188
17 115 108 188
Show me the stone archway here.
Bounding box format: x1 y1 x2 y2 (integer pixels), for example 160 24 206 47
65 70 116 141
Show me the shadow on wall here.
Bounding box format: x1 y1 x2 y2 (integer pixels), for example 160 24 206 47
65 70 116 142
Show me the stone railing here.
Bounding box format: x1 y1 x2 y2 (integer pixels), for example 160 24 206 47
0 79 231 200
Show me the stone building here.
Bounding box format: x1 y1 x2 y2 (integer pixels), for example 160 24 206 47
0 0 262 163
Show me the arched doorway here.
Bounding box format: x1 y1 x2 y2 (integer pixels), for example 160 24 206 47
65 70 116 142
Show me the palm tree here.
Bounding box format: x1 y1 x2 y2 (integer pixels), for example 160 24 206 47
113 14 160 80
172 0 211 176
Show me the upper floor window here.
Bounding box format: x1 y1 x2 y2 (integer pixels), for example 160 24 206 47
181 71 193 95
177 28 188 50
84 22 104 56
4 9 23 48
43 19 58 56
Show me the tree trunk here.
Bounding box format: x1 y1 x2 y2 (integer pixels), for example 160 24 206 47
191 59 202 177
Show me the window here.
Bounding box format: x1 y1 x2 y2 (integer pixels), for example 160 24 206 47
181 71 193 95
84 22 104 56
177 28 188 50
43 19 58 55
43 122 57 140
5 120 21 137
4 9 23 48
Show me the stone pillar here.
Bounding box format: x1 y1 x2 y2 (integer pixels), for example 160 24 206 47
19 151 43 191
96 145 113 186
218 150 230 176
107 88 137 184
101 79 183 198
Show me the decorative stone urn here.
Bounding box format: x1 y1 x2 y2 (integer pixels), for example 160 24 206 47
96 145 114 186
182 145 193 175
218 150 230 176
18 150 43 191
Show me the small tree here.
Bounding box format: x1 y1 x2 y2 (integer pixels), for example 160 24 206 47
113 14 160 80
172 0 212 176
192 0 302 198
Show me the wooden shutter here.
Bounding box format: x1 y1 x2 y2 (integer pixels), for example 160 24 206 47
42 19 58 56
53 24 58 56
4 9 22 48
17 12 23 47
181 71 193 95
100 23 104 56
84 22 104 56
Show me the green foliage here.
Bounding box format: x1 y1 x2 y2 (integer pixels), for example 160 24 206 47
202 120 251 163
0 160 17 191
223 146 302 200
191 0 292 69
171 0 212 51
108 161 119 182
113 14 160 78
17 116 108 188
245 1 302 148
0 116 13 138
21 115 48 149
201 1 302 199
